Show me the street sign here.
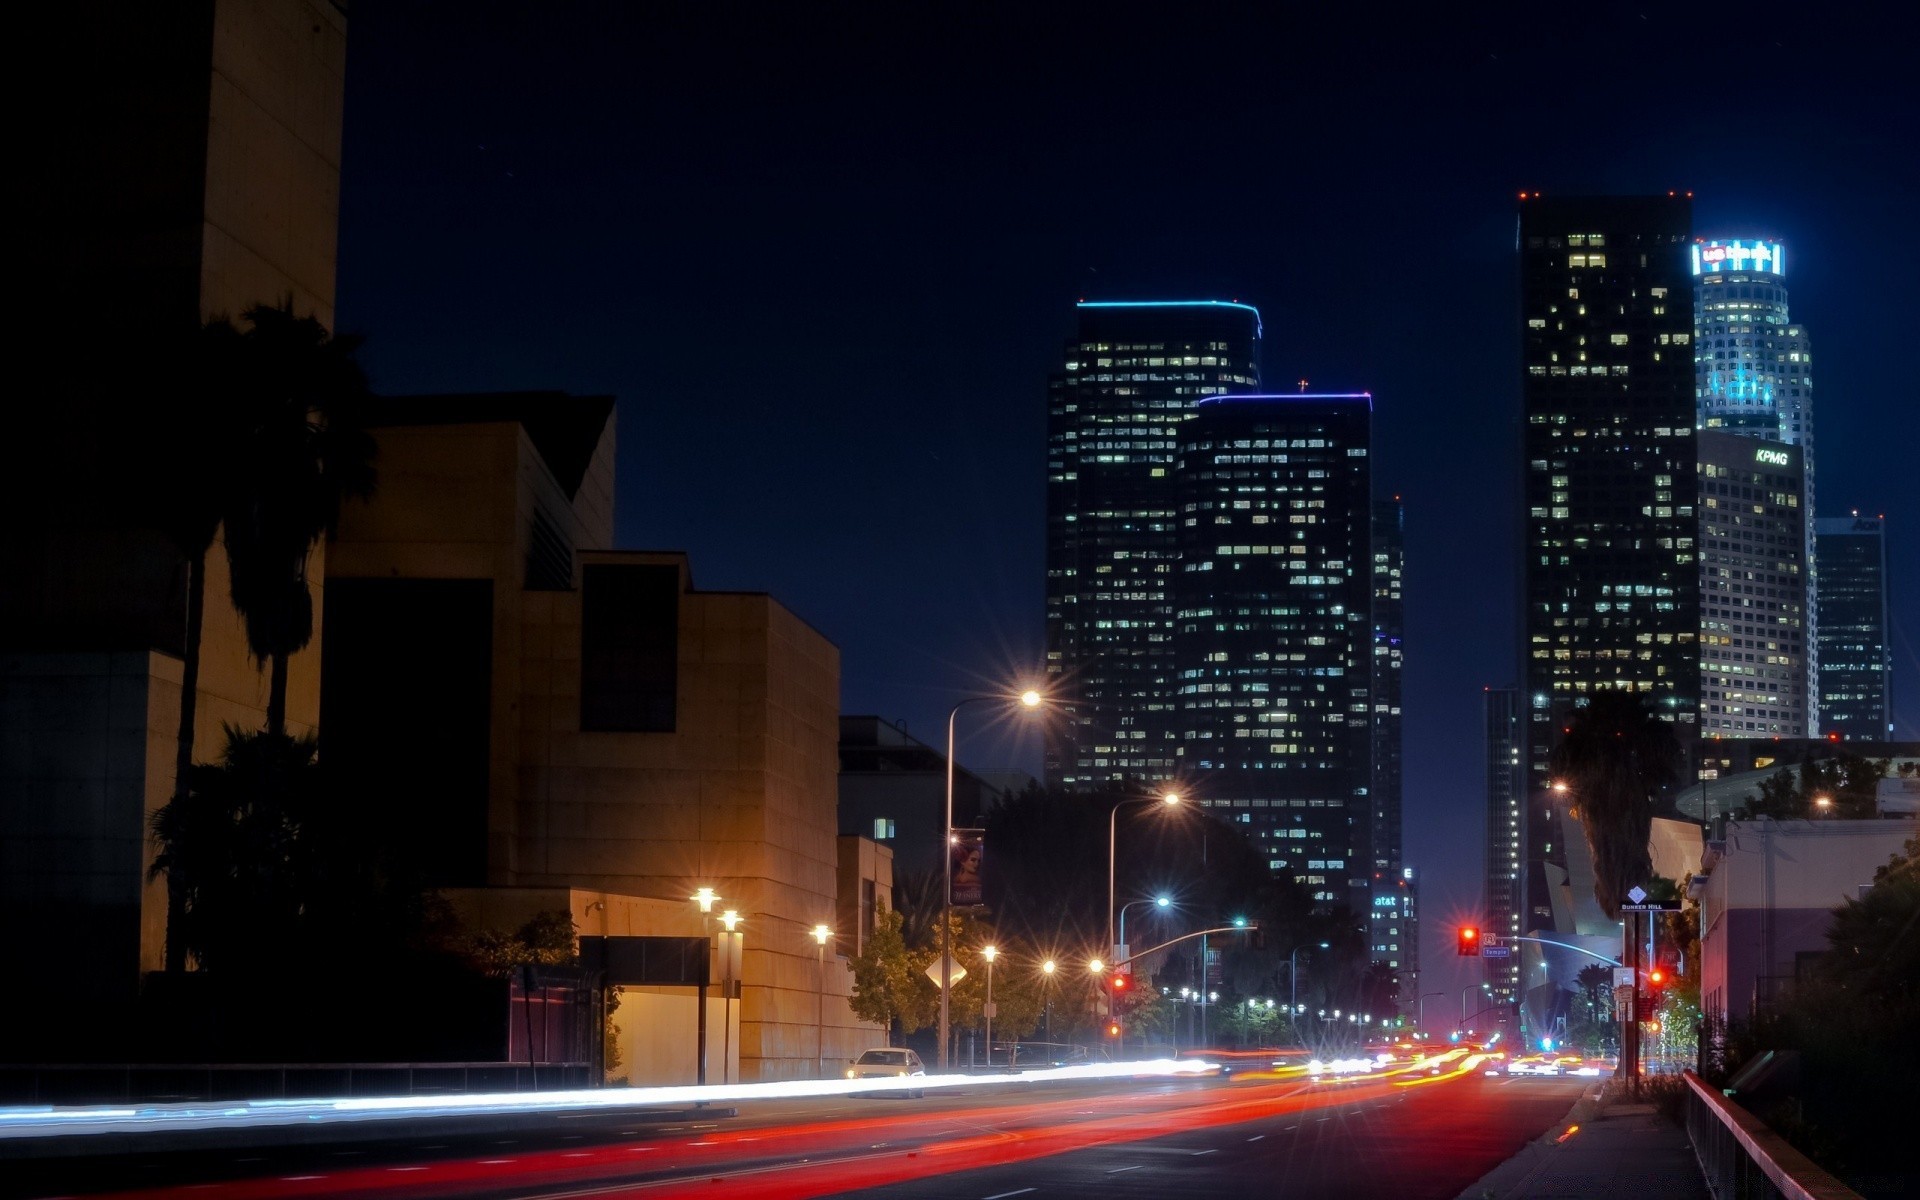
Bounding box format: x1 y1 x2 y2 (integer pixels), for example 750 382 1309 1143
982 1001 997 1019
1621 901 1682 912
1613 967 1635 988
1627 886 1648 905
1480 946 1513 959
925 957 967 988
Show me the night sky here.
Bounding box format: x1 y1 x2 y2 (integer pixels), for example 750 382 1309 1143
335 4 1918 1001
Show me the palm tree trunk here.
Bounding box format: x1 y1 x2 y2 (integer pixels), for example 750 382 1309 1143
267 651 289 737
165 548 207 973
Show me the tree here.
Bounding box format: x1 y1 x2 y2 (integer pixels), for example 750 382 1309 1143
1548 689 1682 918
848 906 934 1040
219 302 377 735
147 727 326 973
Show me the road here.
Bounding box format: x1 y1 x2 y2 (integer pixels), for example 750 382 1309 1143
17 1062 1588 1199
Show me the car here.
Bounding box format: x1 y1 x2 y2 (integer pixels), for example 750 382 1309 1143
845 1047 927 1097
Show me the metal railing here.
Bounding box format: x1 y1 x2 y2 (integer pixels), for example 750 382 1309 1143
0 1062 596 1106
1682 1071 1860 1200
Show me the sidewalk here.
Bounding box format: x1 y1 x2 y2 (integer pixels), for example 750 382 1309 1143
1457 1085 1708 1200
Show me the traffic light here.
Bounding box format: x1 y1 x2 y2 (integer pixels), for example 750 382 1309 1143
1107 1021 1122 1038
1456 926 1481 956
1111 972 1130 992
1647 965 1668 988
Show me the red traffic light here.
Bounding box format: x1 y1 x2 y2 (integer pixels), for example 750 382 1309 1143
1457 926 1481 956
1111 973 1130 991
1648 966 1668 987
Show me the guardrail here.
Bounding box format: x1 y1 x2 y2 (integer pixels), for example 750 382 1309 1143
1681 1071 1859 1200
0 1062 596 1106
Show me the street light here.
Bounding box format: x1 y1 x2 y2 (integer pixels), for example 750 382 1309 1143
941 688 1046 1071
1418 990 1443 1035
1289 941 1330 1016
1118 895 1172 958
1813 793 1833 817
1109 793 1181 966
718 910 742 1083
1040 959 1056 1049
689 889 721 1084
811 924 832 1077
981 944 998 1068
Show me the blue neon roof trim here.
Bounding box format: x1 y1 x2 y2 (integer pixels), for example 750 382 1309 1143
1195 391 1373 411
1076 299 1263 337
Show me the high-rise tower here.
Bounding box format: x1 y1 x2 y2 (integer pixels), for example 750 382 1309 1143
1698 433 1808 738
1483 685 1524 1009
1171 394 1373 910
1519 194 1698 936
1693 238 1817 727
1370 499 1405 966
1045 301 1262 788
1815 515 1895 738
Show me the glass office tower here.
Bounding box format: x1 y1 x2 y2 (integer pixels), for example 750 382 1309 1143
1698 432 1808 737
1045 301 1261 788
1172 393 1373 910
1815 515 1894 738
1519 194 1698 935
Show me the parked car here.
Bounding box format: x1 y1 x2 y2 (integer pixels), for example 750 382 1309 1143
846 1047 926 1097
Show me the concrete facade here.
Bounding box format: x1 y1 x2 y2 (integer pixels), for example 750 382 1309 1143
1695 817 1915 1025
5 1 347 1009
325 395 879 1080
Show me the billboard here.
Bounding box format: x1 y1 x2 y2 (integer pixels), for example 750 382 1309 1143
1692 239 1784 277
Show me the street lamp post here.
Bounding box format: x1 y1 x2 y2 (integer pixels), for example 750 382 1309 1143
1109 795 1180 965
718 909 742 1083
1418 990 1443 1035
981 944 997 1069
811 924 832 1077
1289 941 1329 1017
941 689 1043 1071
1118 895 1171 958
691 888 719 1085
1041 959 1056 1051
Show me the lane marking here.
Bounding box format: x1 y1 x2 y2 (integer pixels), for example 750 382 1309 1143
1107 1164 1142 1174
1246 1134 1265 1142
1317 1116 1331 1122
984 1190 1036 1199
1191 1148 1217 1156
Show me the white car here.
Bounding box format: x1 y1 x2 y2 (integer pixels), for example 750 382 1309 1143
846 1048 927 1096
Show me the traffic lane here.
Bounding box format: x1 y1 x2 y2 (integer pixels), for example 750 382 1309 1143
733 1074 1590 1200
21 1074 1258 1199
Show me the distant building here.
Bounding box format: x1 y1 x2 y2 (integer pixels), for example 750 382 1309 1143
1697 431 1808 738
1370 500 1406 969
1815 516 1894 738
1518 194 1699 939
1044 300 1263 790
324 391 879 1082
1172 394 1374 910
1695 818 1915 1026
837 716 1021 876
1678 739 1920 821
1483 686 1525 1009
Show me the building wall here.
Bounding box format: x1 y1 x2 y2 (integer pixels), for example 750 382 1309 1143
1814 516 1893 738
1697 818 1914 1024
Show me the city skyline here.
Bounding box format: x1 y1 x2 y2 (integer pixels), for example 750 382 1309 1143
333 4 1919 1002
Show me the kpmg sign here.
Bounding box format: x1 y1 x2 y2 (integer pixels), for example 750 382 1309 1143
1693 238 1785 277
1755 447 1792 467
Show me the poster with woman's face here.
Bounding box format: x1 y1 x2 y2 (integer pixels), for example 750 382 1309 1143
950 829 985 907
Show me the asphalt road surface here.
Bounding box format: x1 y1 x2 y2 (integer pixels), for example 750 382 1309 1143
18 1065 1587 1200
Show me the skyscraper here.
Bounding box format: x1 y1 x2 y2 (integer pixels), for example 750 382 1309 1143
1698 432 1808 738
1171 394 1374 910
1693 237 1817 725
1815 516 1895 738
1483 686 1524 1008
1045 301 1262 788
1370 499 1405 967
1519 194 1698 935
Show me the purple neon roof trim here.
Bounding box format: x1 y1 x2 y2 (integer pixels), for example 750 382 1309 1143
1194 392 1373 410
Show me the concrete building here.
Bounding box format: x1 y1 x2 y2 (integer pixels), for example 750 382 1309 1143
837 716 1020 876
4 0 348 1024
322 392 881 1082
1482 686 1525 1009
1171 394 1374 911
1697 431 1808 738
1694 818 1915 1026
1044 300 1263 789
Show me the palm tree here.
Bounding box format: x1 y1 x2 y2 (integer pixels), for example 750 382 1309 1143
1548 689 1682 919
150 319 252 971
220 302 376 735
